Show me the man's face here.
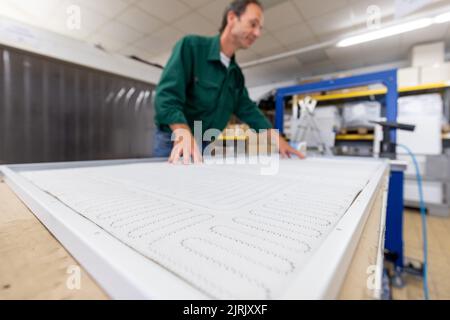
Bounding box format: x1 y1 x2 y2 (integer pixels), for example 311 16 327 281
229 3 264 50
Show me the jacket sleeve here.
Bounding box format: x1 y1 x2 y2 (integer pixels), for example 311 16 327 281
234 76 273 131
154 37 192 128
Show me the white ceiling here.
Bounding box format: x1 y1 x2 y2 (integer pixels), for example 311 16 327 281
1 0 450 86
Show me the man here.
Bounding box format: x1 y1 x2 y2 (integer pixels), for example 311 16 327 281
153 0 304 164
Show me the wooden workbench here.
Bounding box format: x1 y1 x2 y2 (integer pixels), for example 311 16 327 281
0 171 388 300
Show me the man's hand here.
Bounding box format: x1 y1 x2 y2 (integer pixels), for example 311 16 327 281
269 129 305 159
169 124 203 164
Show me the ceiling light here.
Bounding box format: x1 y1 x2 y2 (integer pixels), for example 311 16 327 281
337 18 433 47
434 11 450 24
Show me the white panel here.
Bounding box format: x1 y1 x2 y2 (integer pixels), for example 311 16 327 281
5 158 387 299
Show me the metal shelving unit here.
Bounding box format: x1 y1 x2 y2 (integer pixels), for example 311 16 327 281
274 71 450 218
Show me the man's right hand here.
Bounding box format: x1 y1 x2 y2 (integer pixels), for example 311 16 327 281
168 124 203 165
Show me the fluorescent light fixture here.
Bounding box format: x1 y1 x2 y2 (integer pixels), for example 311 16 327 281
337 18 433 47
434 11 450 24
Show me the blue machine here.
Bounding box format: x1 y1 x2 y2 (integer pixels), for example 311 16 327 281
274 69 405 273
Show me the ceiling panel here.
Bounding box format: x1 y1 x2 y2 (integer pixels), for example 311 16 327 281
116 6 163 34
133 25 183 55
87 33 129 51
118 45 154 61
272 22 317 47
46 0 110 40
348 0 396 25
306 7 355 38
359 35 405 66
75 0 130 18
296 48 329 64
137 0 191 23
325 44 364 68
179 0 210 9
263 1 304 32
197 0 230 24
400 22 449 51
8 0 60 23
235 48 261 63
446 26 450 48
250 32 286 55
0 1 34 25
95 20 144 44
299 59 337 77
293 0 349 20
150 50 173 65
243 56 303 86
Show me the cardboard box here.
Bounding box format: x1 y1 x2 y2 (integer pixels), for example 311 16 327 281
398 67 420 87
420 63 450 84
411 42 445 67
396 115 442 155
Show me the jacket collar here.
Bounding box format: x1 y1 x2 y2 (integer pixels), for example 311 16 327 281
208 34 237 68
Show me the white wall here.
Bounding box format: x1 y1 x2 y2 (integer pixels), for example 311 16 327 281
0 16 162 85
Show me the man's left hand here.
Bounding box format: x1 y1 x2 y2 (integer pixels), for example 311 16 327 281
270 129 305 159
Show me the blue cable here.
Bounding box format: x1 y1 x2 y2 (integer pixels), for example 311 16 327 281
396 144 430 300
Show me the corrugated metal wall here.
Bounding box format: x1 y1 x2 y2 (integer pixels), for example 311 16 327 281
0 45 156 165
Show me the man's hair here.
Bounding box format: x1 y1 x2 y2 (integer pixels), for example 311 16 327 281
219 0 263 33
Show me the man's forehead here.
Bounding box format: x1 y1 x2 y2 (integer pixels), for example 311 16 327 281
242 4 264 22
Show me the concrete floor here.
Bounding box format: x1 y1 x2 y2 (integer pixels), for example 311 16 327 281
392 209 450 300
